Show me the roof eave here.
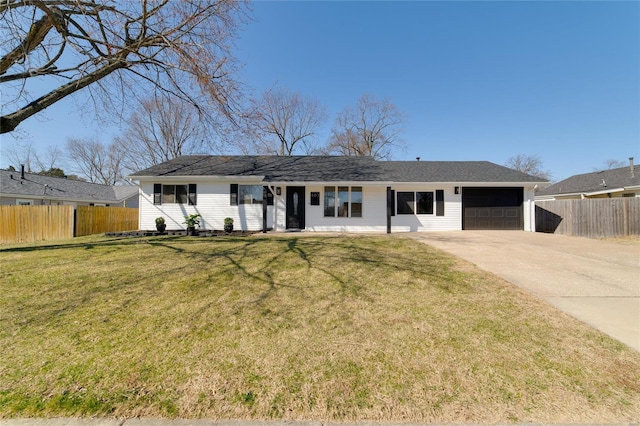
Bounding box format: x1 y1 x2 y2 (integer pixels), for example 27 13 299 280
128 175 265 183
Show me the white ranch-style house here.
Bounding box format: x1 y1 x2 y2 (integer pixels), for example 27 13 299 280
128 156 547 233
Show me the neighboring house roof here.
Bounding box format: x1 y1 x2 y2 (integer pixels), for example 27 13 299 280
129 155 546 184
537 164 640 198
0 169 138 203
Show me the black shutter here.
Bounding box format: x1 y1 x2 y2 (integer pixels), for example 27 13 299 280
436 190 444 216
153 184 162 205
188 184 197 205
230 184 238 205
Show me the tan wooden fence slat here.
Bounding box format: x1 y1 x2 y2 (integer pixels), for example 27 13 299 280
536 198 640 237
0 206 138 244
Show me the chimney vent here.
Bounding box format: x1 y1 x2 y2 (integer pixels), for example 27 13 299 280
20 164 25 179
416 157 420 161
630 157 635 178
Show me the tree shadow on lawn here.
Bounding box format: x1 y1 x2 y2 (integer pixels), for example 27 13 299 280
3 234 471 334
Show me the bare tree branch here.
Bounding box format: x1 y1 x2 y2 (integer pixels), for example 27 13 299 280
243 87 327 156
115 94 212 174
505 154 552 180
1 0 249 134
327 94 406 160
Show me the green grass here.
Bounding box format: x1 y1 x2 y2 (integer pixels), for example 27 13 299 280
1 234 639 422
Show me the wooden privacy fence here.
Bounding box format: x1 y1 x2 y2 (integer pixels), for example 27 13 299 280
536 198 640 237
75 206 139 237
0 205 74 244
0 206 138 244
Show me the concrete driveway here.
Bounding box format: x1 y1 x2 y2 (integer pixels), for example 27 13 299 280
410 231 640 351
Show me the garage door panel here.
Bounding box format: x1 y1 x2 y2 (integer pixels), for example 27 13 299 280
463 187 523 230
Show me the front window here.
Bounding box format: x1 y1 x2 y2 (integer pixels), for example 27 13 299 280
324 186 363 218
153 184 197 205
230 185 273 205
416 191 434 214
239 185 264 204
396 192 415 215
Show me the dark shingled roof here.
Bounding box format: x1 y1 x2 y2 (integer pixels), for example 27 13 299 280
382 161 545 182
130 156 546 183
0 169 138 203
537 164 640 196
129 156 386 182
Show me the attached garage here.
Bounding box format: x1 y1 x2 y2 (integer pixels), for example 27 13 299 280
462 187 524 230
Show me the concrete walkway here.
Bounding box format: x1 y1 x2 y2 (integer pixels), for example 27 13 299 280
411 231 640 351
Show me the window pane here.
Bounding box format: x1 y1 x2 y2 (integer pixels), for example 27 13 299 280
351 186 362 217
230 184 238 205
417 191 434 214
239 185 263 204
176 185 188 204
338 186 349 217
153 184 162 205
324 186 335 217
163 185 175 204
397 192 415 214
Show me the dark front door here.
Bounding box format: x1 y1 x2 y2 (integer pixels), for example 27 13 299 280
286 186 305 229
462 187 523 230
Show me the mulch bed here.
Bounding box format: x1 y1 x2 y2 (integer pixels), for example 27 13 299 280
105 229 262 238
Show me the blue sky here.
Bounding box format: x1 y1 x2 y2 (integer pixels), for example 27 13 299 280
2 1 638 181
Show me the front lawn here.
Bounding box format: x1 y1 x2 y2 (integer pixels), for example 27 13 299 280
1 234 638 422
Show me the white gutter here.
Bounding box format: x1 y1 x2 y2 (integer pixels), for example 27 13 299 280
128 175 264 183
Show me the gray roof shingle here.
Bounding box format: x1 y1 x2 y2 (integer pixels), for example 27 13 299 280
0 169 138 203
130 156 546 183
129 156 385 182
382 161 545 182
537 165 640 196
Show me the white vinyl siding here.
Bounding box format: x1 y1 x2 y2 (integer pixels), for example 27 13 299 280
139 182 272 231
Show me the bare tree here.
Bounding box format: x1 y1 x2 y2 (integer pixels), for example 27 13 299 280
596 159 626 170
115 94 212 174
5 141 63 172
66 137 126 185
326 94 406 160
505 154 552 180
1 0 248 134
244 88 327 156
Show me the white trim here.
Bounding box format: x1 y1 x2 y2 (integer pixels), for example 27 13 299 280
16 199 34 205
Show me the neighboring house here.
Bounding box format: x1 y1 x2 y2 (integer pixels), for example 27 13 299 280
129 155 545 233
0 168 139 207
536 158 639 200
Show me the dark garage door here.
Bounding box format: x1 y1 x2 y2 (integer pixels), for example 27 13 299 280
462 187 523 230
